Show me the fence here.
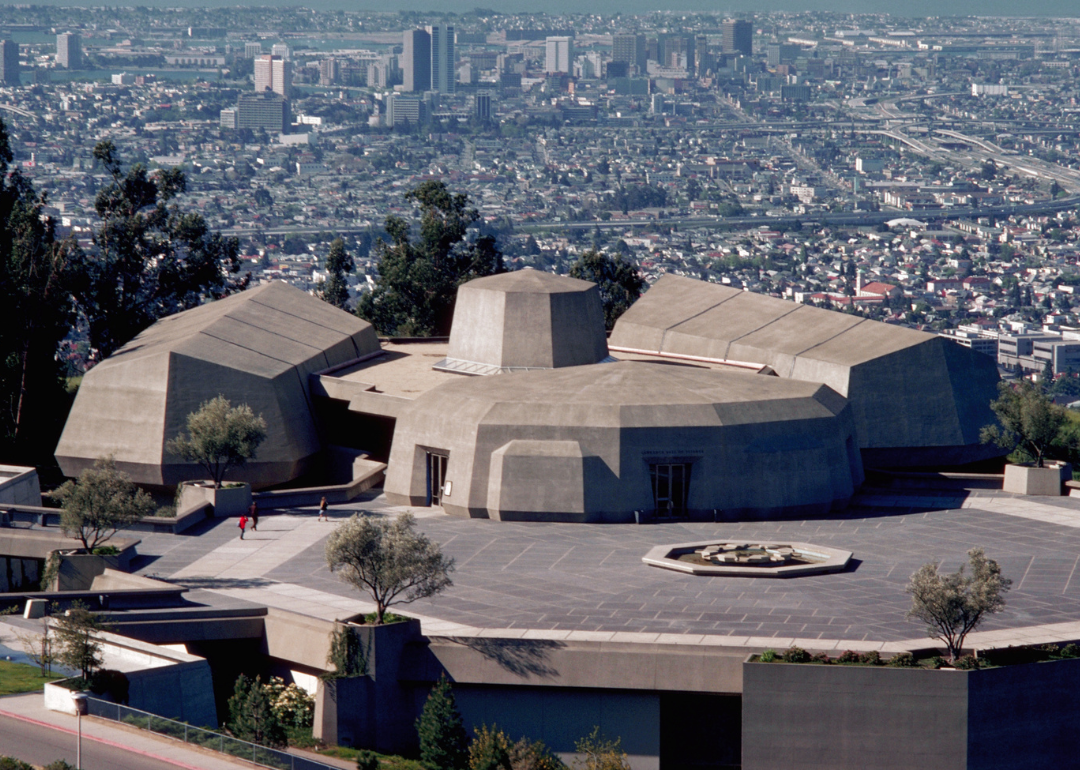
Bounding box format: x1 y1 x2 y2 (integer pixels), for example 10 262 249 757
84 696 339 770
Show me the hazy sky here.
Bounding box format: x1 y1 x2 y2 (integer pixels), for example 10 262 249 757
15 0 1080 15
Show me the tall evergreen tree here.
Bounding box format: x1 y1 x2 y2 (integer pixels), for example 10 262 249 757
75 141 247 360
568 250 646 330
227 674 287 748
358 181 504 336
416 675 469 770
0 117 82 463
318 237 354 310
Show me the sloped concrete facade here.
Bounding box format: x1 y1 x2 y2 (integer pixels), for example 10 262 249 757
435 270 611 375
56 282 380 488
609 275 1001 467
384 361 863 522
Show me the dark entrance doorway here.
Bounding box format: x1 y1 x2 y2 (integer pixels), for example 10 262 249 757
650 463 691 518
426 451 448 506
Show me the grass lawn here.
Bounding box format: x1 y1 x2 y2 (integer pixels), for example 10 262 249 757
318 745 425 770
0 661 56 696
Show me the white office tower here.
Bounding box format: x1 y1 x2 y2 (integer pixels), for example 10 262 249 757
254 54 292 98
428 24 455 94
56 33 81 69
271 43 291 60
545 36 573 74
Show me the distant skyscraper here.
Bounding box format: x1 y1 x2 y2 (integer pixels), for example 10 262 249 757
56 33 81 70
428 24 455 94
232 92 289 133
319 57 338 86
403 29 431 93
545 36 573 74
0 40 19 86
271 43 290 60
244 42 263 58
474 91 492 121
612 34 647 74
722 20 753 57
254 54 292 98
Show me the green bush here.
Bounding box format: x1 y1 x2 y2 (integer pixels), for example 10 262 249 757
887 652 916 668
91 545 121 556
929 656 949 669
758 649 777 663
836 650 862 664
781 646 811 664
1060 643 1080 659
45 762 76 770
468 725 512 770
862 650 882 666
811 652 831 664
416 676 468 770
0 758 34 770
954 654 980 670
355 750 380 770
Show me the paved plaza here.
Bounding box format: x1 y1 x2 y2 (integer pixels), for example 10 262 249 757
129 489 1080 653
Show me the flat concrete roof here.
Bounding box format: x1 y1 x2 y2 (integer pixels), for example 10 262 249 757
329 341 460 399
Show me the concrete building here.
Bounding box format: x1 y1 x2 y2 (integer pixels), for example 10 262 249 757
403 29 431 93
223 92 290 133
429 24 455 94
254 54 291 98
56 282 378 489
545 36 573 74
474 91 492 121
612 33 647 74
0 40 19 86
56 33 81 70
244 42 263 58
722 20 753 56
386 93 424 127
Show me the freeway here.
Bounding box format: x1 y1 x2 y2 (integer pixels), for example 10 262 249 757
0 712 188 770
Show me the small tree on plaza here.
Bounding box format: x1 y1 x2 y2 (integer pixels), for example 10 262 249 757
167 395 267 488
52 602 106 683
324 512 454 625
54 457 155 551
981 380 1069 468
906 547 1012 662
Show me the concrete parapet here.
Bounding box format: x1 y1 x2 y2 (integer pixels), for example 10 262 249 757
1003 463 1070 496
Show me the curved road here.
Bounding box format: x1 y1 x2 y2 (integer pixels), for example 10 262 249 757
0 713 186 770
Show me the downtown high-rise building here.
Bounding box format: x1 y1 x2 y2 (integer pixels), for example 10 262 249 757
722 19 753 57
254 54 292 98
0 40 19 86
428 24 455 94
56 33 81 69
403 29 431 93
612 34 647 74
544 36 573 74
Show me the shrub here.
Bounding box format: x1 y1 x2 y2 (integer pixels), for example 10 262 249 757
417 676 468 770
508 737 568 770
468 725 512 770
1060 643 1080 659
862 650 882 666
954 654 980 670
227 674 287 748
45 762 75 770
837 650 862 664
781 646 810 664
573 727 631 770
811 652 831 664
929 656 949 669
887 652 916 668
758 649 777 663
356 750 380 770
0 758 34 770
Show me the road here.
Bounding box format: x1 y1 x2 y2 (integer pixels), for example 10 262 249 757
0 713 185 770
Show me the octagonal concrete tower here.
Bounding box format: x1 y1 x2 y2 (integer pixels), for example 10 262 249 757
434 270 613 375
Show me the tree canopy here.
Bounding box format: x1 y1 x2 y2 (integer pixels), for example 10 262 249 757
568 250 646 330
325 512 454 624
318 237 354 310
981 380 1069 468
166 396 267 488
75 141 247 359
0 117 82 464
54 457 155 551
906 547 1011 662
416 675 469 770
357 181 504 336
52 602 107 683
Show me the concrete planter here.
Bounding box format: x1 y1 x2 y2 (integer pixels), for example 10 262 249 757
313 618 422 753
1003 462 1070 496
178 481 251 517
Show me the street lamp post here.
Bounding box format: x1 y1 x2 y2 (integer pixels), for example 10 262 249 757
71 692 88 769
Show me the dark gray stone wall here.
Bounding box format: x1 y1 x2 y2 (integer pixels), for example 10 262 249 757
742 662 968 770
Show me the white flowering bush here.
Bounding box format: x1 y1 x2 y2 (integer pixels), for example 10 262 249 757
263 676 315 729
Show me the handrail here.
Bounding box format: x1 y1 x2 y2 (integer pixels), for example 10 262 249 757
82 695 339 770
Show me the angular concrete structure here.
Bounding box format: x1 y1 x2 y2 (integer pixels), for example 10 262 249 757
384 361 863 522
609 275 1001 468
56 282 379 489
434 270 612 375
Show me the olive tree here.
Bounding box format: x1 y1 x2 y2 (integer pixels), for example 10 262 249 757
52 602 106 683
166 395 267 488
906 548 1012 662
325 512 454 624
981 380 1068 468
54 457 155 551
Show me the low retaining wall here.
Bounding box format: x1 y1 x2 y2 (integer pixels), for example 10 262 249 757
253 460 386 510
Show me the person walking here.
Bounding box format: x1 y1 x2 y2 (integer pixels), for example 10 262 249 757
238 513 248 540
318 496 328 522
249 501 258 531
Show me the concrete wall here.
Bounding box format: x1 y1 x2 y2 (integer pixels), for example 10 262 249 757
0 465 42 506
